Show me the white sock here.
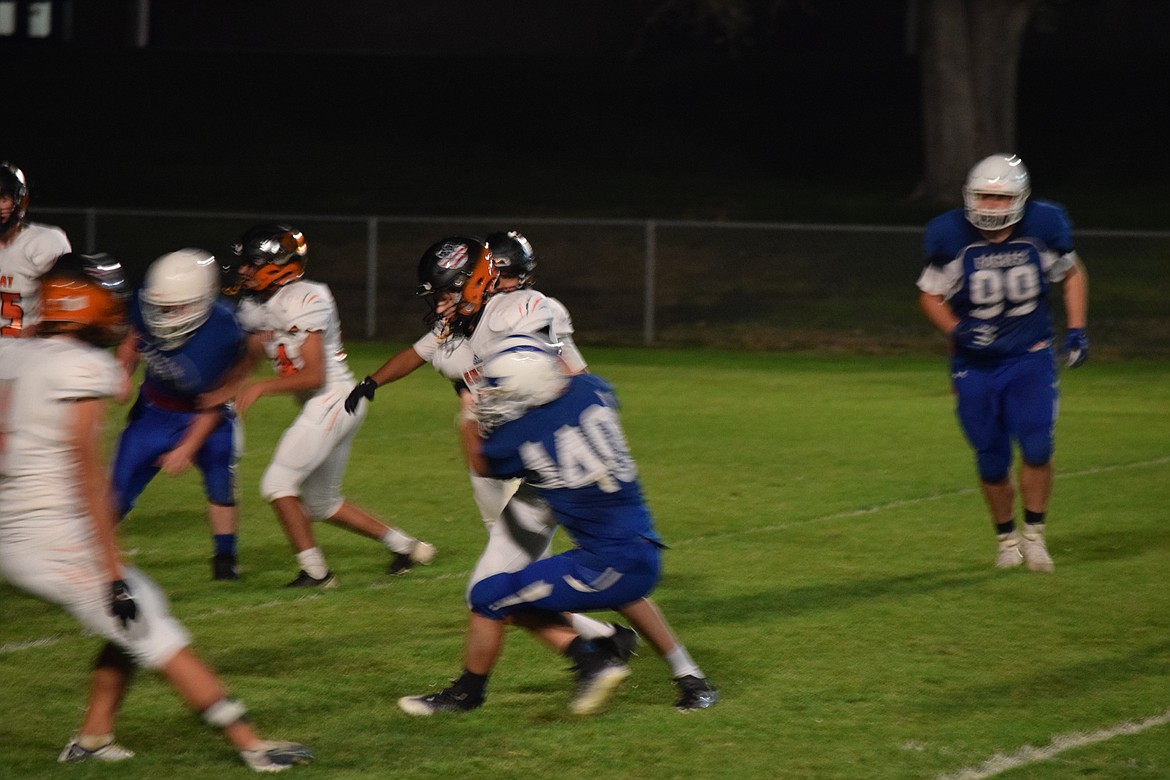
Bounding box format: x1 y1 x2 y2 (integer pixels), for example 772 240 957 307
665 645 702 679
381 528 414 555
295 547 329 579
77 733 114 750
570 613 615 640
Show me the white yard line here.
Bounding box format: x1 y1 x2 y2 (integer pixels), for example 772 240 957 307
675 455 1170 546
0 636 63 654
936 708 1170 779
4 455 1168 656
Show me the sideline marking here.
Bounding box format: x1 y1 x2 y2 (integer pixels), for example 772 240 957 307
936 708 1170 779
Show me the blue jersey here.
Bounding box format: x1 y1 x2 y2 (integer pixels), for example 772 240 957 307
131 298 245 410
112 298 245 516
480 373 662 557
919 200 1078 366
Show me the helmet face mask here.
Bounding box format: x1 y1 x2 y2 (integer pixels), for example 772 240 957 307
40 253 128 347
486 230 537 289
0 161 30 237
963 154 1031 231
475 338 569 435
416 236 498 338
233 224 308 296
140 249 219 350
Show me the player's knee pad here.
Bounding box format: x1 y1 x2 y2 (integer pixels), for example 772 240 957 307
259 463 300 504
1018 429 1054 467
204 474 237 507
976 448 1011 484
302 495 343 522
467 575 511 620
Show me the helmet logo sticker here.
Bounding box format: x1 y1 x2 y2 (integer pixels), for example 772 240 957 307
435 242 469 270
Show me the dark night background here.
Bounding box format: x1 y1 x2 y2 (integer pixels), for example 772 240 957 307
8 1 1170 229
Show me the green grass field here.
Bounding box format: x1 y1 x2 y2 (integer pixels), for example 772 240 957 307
3 346 1168 779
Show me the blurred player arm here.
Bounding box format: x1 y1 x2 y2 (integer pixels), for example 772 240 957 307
918 290 960 335
369 345 426 386
72 397 126 581
458 401 490 478
157 410 221 475
115 326 140 375
1059 259 1090 367
198 332 266 409
235 330 325 414
1061 259 1088 329
345 345 427 413
111 328 139 403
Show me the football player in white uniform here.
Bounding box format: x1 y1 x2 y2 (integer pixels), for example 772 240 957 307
0 253 312 772
345 235 625 630
0 161 72 337
348 233 717 711
225 224 434 588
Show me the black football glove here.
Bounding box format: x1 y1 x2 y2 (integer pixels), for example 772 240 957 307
109 579 138 629
344 376 378 414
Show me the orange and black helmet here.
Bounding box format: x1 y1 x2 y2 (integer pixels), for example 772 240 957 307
233 224 308 295
40 252 128 347
416 235 497 337
0 161 30 236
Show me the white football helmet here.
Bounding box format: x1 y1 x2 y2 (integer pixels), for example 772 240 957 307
475 338 569 434
963 153 1031 231
140 248 219 349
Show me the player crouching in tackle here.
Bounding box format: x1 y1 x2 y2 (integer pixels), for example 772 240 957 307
398 339 716 715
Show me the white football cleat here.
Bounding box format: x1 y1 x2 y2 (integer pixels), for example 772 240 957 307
240 740 314 773
58 735 135 763
410 540 436 566
1020 524 1055 572
389 540 436 575
995 533 1024 569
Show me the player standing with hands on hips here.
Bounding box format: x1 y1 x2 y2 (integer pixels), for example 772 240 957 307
917 153 1089 571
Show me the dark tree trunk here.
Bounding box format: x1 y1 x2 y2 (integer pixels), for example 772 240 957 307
917 0 1040 205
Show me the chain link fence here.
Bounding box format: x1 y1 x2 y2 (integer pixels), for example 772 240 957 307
36 207 1170 356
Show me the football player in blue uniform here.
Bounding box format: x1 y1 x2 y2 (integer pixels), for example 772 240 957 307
398 342 716 716
112 249 248 580
917 153 1089 572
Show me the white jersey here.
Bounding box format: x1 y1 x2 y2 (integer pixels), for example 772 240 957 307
412 288 587 392
237 280 356 402
0 336 122 527
0 336 193 669
544 296 586 373
413 325 475 384
0 222 72 337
